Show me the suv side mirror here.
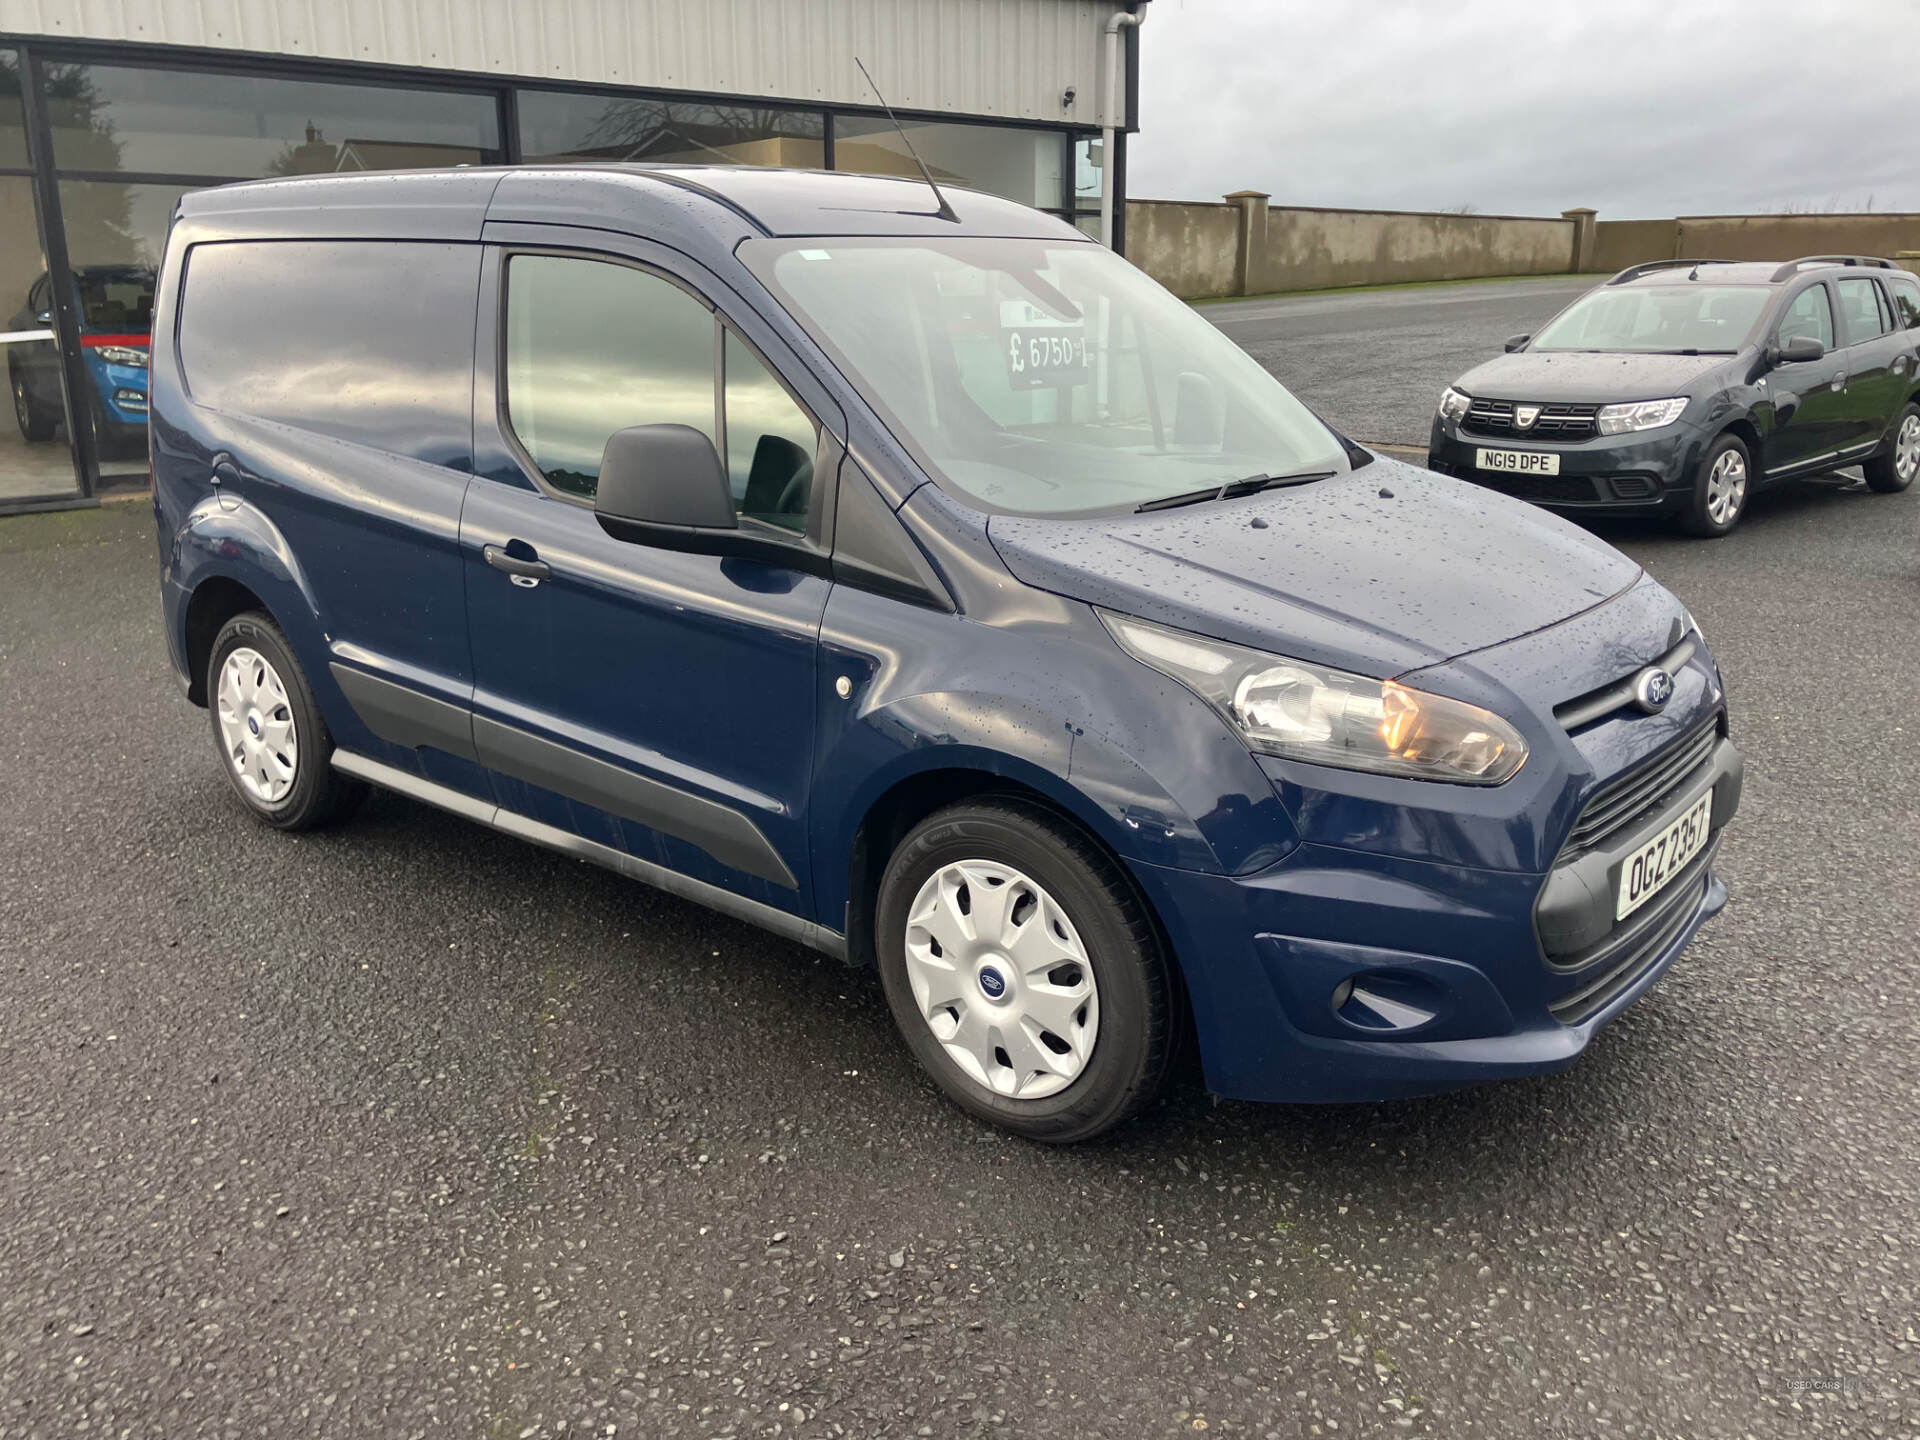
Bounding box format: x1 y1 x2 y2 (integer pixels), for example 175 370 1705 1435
1503 334 1530 353
594 424 737 542
1772 334 1826 365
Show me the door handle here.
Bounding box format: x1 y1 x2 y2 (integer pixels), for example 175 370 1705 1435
1831 371 1847 391
483 543 551 587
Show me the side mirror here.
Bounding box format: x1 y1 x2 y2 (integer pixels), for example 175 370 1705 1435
593 423 830 576
593 424 737 543
1503 334 1530 353
1773 334 1825 365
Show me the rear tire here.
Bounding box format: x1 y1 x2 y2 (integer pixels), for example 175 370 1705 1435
874 799 1179 1143
1862 403 1919 494
1678 433 1751 537
206 612 365 830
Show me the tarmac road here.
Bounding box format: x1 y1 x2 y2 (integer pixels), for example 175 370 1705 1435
1205 274 1599 448
2 418 1916 1438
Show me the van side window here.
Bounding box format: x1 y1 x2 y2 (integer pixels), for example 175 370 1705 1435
1777 285 1833 349
724 329 817 532
177 241 479 457
1888 275 1920 330
505 255 716 500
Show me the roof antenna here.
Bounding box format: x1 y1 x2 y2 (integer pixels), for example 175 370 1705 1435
854 56 959 223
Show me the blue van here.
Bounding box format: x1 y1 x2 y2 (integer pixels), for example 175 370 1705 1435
151 167 1742 1141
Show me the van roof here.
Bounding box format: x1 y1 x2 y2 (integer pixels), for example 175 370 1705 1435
175 163 1083 243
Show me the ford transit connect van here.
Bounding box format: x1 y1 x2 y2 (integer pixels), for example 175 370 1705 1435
152 167 1742 1141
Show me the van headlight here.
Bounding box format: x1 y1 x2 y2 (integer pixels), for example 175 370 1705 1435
1595 397 1686 434
1100 611 1527 785
1437 386 1472 423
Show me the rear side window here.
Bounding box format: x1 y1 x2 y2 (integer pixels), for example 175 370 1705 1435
1834 277 1888 343
1887 274 1920 329
178 241 479 455
1777 285 1834 349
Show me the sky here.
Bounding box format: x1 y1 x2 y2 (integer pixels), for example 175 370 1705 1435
1127 0 1920 220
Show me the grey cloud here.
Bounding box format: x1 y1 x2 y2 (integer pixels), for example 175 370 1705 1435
1129 0 1919 218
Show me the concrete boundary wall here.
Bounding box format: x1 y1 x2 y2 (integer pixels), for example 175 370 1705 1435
1131 192 1920 300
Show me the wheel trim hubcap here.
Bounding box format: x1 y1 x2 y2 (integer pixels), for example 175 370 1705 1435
215 646 298 804
1706 450 1747 525
902 860 1099 1100
1896 415 1920 481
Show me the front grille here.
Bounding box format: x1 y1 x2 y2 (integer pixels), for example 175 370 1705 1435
1463 399 1601 440
1548 841 1715 1023
1564 719 1718 855
1472 471 1602 504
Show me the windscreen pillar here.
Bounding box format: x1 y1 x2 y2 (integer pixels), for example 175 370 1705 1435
1562 208 1598 274
1224 190 1270 297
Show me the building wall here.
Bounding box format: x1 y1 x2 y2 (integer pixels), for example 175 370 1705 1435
1257 206 1571 295
1125 199 1242 299
0 0 1132 126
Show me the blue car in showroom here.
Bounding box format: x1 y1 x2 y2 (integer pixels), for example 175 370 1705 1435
9 263 153 454
149 165 1742 1141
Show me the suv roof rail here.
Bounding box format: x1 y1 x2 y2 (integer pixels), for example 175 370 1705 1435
1605 259 1737 285
1769 254 1898 281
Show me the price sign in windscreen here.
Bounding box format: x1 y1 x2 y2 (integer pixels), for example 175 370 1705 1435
1000 298 1088 391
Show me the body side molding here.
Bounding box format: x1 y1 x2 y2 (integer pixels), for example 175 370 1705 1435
329 752 842 959
470 716 798 889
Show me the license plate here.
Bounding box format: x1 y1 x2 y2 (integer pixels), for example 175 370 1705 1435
1477 447 1560 475
1615 793 1713 921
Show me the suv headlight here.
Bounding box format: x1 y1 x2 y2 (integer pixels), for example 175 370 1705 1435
95 344 149 368
1437 386 1472 423
1596 397 1686 435
1101 611 1527 785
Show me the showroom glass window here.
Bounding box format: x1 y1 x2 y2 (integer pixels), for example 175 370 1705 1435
832 116 1065 210
519 90 824 167
44 63 502 178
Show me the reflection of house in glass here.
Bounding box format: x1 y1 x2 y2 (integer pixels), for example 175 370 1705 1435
273 124 487 175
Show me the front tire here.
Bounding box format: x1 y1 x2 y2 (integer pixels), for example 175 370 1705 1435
1862 402 1920 494
11 364 54 443
1678 433 1752 537
874 800 1178 1143
206 612 365 830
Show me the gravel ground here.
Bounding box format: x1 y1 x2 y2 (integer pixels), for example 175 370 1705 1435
1 415 1916 1438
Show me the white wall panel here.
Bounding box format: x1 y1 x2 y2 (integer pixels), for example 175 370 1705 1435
0 0 1130 125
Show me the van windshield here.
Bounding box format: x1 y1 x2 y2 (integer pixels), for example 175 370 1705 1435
1531 284 1769 354
744 236 1350 516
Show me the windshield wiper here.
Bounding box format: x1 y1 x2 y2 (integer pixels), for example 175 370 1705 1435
1134 469 1336 513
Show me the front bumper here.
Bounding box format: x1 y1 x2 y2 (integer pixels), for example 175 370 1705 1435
1129 735 1742 1105
1427 415 1712 514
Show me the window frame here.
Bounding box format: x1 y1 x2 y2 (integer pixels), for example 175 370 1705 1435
494 244 831 555
1887 273 1920 330
1832 276 1887 348
1775 281 1835 351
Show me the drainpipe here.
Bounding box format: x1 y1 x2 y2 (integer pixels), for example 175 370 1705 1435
1100 3 1147 250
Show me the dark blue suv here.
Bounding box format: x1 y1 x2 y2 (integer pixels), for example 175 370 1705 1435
151 167 1742 1141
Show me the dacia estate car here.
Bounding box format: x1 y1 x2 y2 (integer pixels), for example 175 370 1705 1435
10 264 156 455
1430 256 1920 536
152 167 1742 1141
